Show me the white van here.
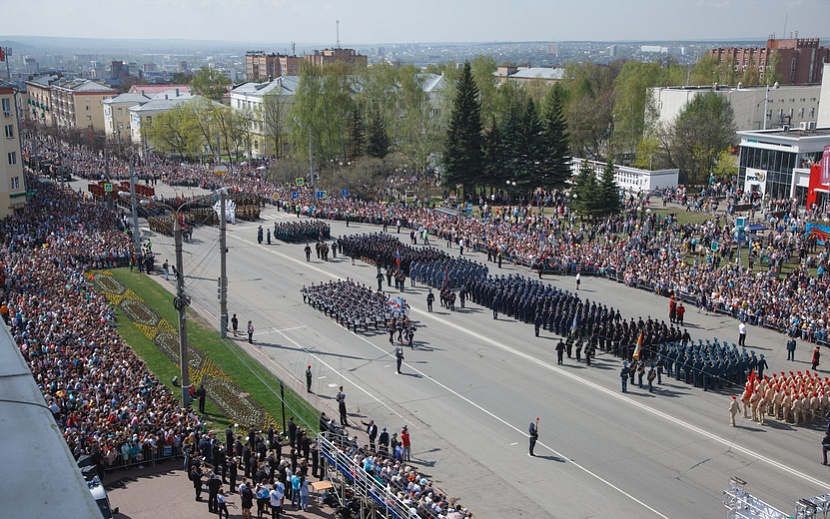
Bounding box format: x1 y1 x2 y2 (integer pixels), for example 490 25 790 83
87 477 116 518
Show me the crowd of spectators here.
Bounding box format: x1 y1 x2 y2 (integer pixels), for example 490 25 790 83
1 177 205 474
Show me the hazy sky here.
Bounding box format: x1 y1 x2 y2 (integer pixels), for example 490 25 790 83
1 0 827 44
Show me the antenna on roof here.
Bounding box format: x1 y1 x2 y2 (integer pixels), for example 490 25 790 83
291 42 296 57
336 20 340 49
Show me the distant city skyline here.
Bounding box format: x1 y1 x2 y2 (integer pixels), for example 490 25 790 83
1 0 827 46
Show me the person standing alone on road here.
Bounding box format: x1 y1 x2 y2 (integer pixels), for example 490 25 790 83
305 365 313 393
395 346 404 374
813 346 821 371
528 419 539 456
738 321 747 346
247 320 254 344
729 395 742 427
401 426 411 461
823 431 830 465
336 387 348 427
231 314 239 337
787 338 797 361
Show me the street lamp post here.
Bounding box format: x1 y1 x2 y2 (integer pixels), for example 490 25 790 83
293 118 314 193
128 148 154 256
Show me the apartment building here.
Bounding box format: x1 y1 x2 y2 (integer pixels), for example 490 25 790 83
0 81 27 218
50 78 116 130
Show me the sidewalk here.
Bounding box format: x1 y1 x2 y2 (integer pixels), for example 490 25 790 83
107 460 336 519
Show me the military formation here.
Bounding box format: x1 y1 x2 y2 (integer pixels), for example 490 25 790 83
339 233 448 274
147 215 194 240
736 370 830 426
301 279 394 333
655 340 769 391
410 257 489 289
273 220 331 243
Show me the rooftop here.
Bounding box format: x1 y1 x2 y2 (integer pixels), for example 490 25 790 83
129 84 191 96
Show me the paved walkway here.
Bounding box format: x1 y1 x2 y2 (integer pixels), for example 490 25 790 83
107 460 336 519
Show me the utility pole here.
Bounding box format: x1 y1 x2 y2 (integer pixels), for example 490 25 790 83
219 188 228 338
129 157 141 256
173 213 191 409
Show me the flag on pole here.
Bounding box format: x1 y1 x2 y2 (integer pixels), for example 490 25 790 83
0 47 5 62
395 250 401 269
570 314 578 335
442 269 449 288
747 369 756 395
633 332 643 361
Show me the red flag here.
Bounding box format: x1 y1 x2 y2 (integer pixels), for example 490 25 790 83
0 48 5 62
747 370 756 395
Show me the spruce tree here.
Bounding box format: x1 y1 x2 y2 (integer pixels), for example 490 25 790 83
598 159 621 215
443 62 484 194
541 83 572 192
366 107 390 159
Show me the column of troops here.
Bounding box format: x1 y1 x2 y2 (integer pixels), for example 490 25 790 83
410 257 489 289
301 280 393 333
339 233 448 274
273 220 331 243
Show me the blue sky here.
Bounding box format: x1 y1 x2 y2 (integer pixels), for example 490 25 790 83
1 0 827 44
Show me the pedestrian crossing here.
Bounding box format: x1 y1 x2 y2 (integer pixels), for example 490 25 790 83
259 212 296 221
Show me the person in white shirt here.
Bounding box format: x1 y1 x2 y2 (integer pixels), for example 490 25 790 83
269 480 284 519
739 321 747 346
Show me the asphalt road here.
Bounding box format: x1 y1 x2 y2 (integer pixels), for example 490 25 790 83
121 188 830 519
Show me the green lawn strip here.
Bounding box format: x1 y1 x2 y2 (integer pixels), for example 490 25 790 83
107 268 320 434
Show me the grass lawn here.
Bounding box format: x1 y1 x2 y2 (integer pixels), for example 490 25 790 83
106 268 320 434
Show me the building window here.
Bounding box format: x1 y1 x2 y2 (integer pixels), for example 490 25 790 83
86 106 90 111
7 151 17 165
10 176 19 190
118 107 122 114
791 59 797 82
1 97 10 114
810 108 816 118
799 108 804 118
4 124 13 139
146 116 152 123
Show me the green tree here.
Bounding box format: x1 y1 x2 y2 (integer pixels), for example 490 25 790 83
662 92 736 186
563 62 615 160
470 56 499 124
143 103 203 159
571 160 599 217
482 116 504 187
540 83 571 192
442 62 484 194
190 67 231 101
765 52 784 85
366 106 391 159
611 61 662 156
345 105 365 161
597 159 621 216
261 86 291 157
500 98 546 193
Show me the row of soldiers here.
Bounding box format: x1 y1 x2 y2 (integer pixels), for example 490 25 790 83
657 341 768 390
739 371 830 426
274 220 331 243
339 233 448 275
410 257 489 289
301 279 393 333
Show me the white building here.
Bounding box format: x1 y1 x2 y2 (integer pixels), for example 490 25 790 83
102 92 151 145
571 157 678 194
650 84 821 131
817 64 830 128
230 77 300 158
128 90 197 146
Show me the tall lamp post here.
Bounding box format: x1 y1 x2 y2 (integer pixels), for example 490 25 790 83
128 148 153 256
120 191 210 409
293 118 314 193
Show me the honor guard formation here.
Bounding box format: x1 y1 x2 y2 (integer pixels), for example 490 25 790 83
273 220 331 243
301 280 398 333
339 233 448 275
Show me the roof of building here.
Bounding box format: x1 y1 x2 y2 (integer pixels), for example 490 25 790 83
25 74 60 88
508 67 565 80
130 93 197 113
230 76 301 98
417 73 446 93
129 84 191 96
102 93 152 106
0 325 102 518
739 126 830 138
53 78 115 94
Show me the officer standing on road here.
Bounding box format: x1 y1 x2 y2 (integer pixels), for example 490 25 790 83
528 419 539 456
377 270 384 291
257 225 263 244
426 290 435 312
395 345 405 374
304 244 312 262
729 395 741 427
556 339 565 365
787 338 797 361
305 365 313 393
621 363 629 393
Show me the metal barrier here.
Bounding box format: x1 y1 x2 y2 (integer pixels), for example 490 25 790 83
723 477 790 519
318 433 446 519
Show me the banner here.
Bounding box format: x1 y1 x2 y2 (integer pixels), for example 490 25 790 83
212 199 237 224
806 222 830 246
822 145 830 186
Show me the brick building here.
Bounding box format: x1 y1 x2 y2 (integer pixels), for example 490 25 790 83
245 52 302 81
710 37 829 85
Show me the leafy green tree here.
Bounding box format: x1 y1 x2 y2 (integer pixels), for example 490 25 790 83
662 92 736 185
366 106 391 159
470 56 499 124
562 62 615 160
540 83 571 192
261 87 291 157
143 104 203 159
765 52 784 85
396 70 446 175
442 62 484 194
597 159 621 216
611 61 662 156
190 67 231 101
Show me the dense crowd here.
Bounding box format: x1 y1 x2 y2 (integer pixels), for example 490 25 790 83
338 233 448 275
1 177 205 474
273 220 331 243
